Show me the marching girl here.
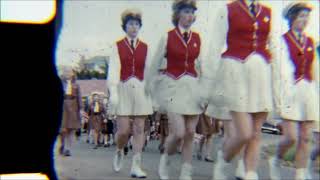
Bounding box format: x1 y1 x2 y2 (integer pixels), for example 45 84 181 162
107 9 153 178
269 3 319 179
307 44 320 179
148 1 209 179
209 0 276 179
59 66 83 157
87 92 106 149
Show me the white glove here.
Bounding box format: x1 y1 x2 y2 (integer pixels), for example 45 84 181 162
103 119 107 123
144 86 151 97
108 86 119 110
198 77 214 110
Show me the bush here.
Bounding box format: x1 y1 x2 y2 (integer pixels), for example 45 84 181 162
283 145 296 162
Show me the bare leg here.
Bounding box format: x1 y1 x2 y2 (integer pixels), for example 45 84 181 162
132 116 146 155
205 134 214 158
295 121 313 168
244 112 267 172
198 136 205 159
223 112 252 162
310 132 320 161
182 115 199 164
276 120 297 159
65 129 74 152
104 134 108 145
59 129 67 154
93 129 99 146
115 116 131 150
60 130 66 148
165 113 186 155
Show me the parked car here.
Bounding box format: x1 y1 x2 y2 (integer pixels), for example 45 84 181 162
262 122 282 135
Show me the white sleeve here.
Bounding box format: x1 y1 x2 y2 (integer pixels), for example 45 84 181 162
268 6 282 64
145 33 168 89
205 4 229 79
313 45 319 88
144 47 152 82
271 37 290 111
107 44 121 90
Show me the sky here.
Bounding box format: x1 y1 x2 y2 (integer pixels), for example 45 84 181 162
55 0 320 67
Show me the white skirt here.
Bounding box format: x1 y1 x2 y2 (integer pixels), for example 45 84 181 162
205 104 231 120
152 74 204 115
213 54 273 113
280 80 319 121
115 78 153 116
313 121 320 133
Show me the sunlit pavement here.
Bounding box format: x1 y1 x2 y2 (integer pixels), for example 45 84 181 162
54 133 319 180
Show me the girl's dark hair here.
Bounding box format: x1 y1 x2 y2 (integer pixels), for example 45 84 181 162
284 3 312 28
122 16 142 32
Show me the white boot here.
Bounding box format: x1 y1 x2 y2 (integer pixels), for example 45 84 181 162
305 159 313 180
268 156 281 180
130 153 147 178
113 149 124 172
244 171 258 180
212 150 229 180
179 163 192 180
295 168 306 180
235 158 245 180
158 153 170 180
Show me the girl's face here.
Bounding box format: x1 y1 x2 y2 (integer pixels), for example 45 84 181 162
292 10 310 32
178 8 195 29
126 20 140 39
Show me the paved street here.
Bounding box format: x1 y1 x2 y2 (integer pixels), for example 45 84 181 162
54 133 319 180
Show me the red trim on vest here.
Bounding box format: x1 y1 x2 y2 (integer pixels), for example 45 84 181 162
283 30 315 83
222 0 271 63
164 28 201 80
116 38 148 82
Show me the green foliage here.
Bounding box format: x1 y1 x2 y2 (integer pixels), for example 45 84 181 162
283 145 296 162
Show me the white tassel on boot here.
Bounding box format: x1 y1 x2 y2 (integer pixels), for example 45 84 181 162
305 159 313 180
130 153 147 178
212 150 229 180
268 156 281 180
244 171 258 180
179 163 192 180
113 149 124 172
295 168 306 180
158 153 170 180
235 158 245 180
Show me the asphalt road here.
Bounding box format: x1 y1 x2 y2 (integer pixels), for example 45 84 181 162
54 133 319 180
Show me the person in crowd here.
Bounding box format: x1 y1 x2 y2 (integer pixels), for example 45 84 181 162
59 66 83 157
88 92 107 149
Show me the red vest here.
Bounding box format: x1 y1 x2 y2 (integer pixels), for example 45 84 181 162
222 0 271 63
164 28 201 79
116 38 148 82
283 31 315 83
